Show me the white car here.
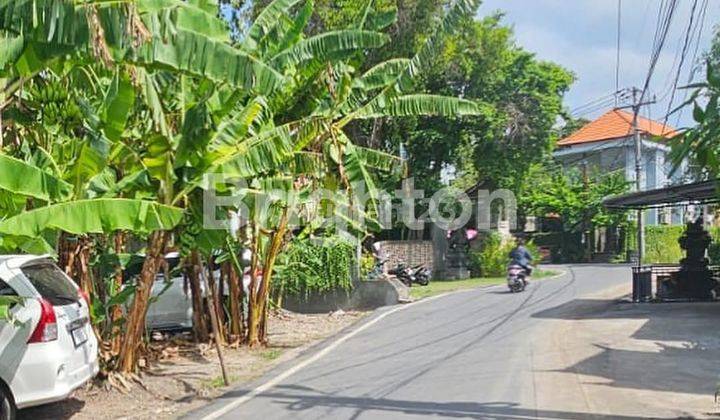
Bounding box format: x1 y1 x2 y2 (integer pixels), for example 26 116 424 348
0 255 99 419
144 252 256 331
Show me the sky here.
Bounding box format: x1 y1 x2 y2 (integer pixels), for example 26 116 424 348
477 0 720 129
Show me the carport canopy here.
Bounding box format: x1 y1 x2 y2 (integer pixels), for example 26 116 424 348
603 179 720 210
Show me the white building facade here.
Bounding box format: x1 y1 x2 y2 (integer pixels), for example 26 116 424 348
553 109 690 226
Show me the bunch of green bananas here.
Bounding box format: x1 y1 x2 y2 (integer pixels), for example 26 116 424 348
41 101 81 124
28 80 69 103
178 213 202 257
27 81 82 127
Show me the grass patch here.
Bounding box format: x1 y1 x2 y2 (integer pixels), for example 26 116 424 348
260 349 283 360
409 269 560 300
204 374 239 389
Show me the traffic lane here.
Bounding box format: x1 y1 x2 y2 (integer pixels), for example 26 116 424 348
217 265 631 419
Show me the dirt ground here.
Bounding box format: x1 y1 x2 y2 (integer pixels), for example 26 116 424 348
18 310 367 420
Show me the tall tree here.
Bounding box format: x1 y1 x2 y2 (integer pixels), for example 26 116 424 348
0 0 487 369
309 6 574 198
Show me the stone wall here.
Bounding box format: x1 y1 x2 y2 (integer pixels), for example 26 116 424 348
376 240 434 273
282 278 410 313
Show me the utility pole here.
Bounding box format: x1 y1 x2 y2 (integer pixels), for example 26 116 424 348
582 161 592 262
621 87 657 266
617 87 656 266
631 87 644 267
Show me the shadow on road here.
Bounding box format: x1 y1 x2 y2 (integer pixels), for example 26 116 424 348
222 386 656 419
532 297 720 397
18 397 85 420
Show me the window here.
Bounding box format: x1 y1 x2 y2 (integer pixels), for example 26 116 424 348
0 280 16 296
21 261 79 306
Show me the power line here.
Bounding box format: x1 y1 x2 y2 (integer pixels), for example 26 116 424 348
687 0 709 82
663 0 700 127
633 0 653 52
570 92 618 117
653 23 687 104
615 0 622 106
640 0 678 103
623 0 678 265
572 98 618 118
675 0 709 127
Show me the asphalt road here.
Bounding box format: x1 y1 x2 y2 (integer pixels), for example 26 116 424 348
203 265 632 420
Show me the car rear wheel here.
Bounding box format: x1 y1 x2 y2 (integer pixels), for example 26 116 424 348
0 384 15 420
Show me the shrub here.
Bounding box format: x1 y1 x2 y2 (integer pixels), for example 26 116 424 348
276 237 356 298
707 227 720 265
470 233 538 277
360 252 375 277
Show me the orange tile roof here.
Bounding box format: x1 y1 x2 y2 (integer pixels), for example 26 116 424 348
557 109 678 146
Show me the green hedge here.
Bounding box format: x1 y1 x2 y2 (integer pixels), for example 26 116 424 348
637 225 720 264
643 226 685 264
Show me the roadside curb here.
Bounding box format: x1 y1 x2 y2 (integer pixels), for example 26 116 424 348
186 267 570 419
541 268 568 281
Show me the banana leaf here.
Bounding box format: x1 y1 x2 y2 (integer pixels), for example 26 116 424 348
270 30 389 68
356 94 482 118
0 198 183 237
244 0 303 51
0 154 73 202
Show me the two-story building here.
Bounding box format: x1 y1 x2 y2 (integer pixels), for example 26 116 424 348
553 108 688 226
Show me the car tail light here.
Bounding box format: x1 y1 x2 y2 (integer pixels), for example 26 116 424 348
78 289 90 307
28 298 58 343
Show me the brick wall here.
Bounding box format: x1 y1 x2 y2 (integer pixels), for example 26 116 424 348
376 240 434 273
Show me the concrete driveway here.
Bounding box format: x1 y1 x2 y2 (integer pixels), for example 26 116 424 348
192 265 720 419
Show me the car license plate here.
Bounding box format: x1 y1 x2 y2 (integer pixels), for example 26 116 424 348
71 326 88 347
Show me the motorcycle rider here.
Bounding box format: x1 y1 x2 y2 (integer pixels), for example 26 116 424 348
509 237 533 278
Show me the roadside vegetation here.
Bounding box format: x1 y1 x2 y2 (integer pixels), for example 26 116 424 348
0 0 575 413
0 0 487 380
410 269 559 300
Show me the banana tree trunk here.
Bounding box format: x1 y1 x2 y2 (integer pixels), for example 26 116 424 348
118 231 167 373
187 250 209 342
216 261 227 338
76 236 93 299
197 258 229 386
247 209 288 346
110 232 126 354
207 258 226 344
224 261 243 343
246 223 262 347
58 233 94 308
58 232 78 279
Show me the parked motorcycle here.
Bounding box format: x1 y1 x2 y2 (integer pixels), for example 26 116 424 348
507 263 528 293
388 263 430 287
387 263 413 286
410 264 431 286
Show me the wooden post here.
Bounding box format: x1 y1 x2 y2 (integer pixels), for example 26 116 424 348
198 259 229 386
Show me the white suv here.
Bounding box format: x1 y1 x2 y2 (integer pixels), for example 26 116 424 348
0 255 99 419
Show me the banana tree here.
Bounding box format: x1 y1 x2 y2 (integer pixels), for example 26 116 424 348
0 0 485 364
190 0 486 345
